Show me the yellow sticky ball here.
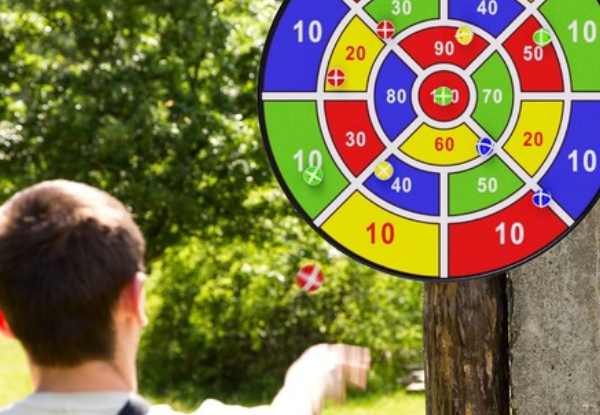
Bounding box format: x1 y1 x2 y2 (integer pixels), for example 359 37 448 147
455 26 474 46
374 161 394 181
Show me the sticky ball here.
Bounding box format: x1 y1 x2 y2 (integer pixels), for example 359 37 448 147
296 264 324 293
533 189 552 208
303 166 324 186
433 87 453 107
534 28 552 47
476 137 495 157
455 26 474 46
327 68 346 88
376 21 395 40
374 161 394 181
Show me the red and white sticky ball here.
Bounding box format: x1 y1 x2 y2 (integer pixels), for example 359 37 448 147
296 264 324 293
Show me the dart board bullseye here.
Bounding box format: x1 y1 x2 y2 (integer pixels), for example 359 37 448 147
419 70 470 122
258 0 600 280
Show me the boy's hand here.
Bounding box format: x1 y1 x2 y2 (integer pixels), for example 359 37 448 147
279 344 371 413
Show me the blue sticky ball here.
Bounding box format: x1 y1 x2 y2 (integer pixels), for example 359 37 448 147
533 190 552 208
476 137 495 157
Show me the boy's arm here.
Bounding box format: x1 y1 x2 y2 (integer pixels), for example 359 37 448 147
196 344 370 415
271 344 371 414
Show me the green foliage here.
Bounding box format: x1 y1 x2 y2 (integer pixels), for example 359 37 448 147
0 0 276 258
0 336 32 406
0 0 424 404
139 220 423 403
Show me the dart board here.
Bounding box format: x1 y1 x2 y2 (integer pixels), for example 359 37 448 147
258 0 600 280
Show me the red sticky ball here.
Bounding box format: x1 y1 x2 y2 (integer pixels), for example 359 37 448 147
296 264 324 293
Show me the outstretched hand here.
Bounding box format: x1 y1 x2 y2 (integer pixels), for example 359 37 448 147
198 344 370 415
273 344 371 415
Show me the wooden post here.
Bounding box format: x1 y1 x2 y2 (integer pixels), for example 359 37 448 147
423 274 510 415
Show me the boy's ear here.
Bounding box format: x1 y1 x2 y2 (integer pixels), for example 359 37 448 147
0 309 15 339
119 272 149 327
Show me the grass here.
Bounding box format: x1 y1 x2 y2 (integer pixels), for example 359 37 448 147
0 335 32 407
151 388 426 415
323 390 425 415
0 336 425 414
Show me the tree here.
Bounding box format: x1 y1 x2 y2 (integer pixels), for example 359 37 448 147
0 0 274 258
0 0 425 401
424 276 510 415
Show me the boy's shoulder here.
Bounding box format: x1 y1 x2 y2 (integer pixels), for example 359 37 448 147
0 392 131 415
0 394 251 415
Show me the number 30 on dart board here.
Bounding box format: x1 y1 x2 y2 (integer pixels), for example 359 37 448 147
258 0 600 280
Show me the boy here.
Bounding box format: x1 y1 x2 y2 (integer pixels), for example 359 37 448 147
0 180 369 415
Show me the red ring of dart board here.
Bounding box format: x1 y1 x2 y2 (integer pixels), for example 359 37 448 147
258 0 600 281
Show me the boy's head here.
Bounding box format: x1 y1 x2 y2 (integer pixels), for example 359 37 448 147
0 180 145 368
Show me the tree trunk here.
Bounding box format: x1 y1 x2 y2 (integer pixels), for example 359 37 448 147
424 275 510 415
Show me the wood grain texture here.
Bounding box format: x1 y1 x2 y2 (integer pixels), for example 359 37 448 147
424 275 509 415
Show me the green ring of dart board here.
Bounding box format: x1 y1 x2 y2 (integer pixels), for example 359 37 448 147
257 0 600 281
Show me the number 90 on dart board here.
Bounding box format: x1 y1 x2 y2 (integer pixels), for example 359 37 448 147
258 0 600 280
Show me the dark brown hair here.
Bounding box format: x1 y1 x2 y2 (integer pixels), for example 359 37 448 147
0 180 145 367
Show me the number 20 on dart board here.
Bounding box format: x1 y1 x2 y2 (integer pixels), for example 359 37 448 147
258 0 600 280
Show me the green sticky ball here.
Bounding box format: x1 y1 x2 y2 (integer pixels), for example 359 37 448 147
434 87 453 107
303 166 324 186
534 28 552 47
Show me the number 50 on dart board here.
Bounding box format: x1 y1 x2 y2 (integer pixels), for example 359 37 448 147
258 0 600 281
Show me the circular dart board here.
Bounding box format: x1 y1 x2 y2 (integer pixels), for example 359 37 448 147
258 0 600 280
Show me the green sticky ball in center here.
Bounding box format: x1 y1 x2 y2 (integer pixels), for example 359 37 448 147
434 87 454 107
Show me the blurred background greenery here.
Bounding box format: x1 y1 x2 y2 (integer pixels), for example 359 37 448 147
0 0 424 409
